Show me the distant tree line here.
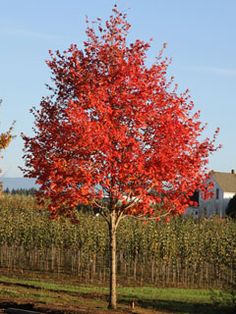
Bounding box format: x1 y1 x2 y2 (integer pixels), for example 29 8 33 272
4 188 37 196
226 194 236 219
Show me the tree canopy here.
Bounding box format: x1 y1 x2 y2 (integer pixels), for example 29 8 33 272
23 7 219 220
226 194 236 218
0 100 13 172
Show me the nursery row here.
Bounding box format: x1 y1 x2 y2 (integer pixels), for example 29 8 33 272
0 194 235 288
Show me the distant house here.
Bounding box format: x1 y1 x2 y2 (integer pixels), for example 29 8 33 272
186 170 236 218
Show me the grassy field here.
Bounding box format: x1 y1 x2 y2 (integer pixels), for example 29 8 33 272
0 274 235 313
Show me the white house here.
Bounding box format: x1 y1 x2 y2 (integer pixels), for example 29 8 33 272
186 170 236 218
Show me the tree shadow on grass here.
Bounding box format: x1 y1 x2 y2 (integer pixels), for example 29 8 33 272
136 298 235 314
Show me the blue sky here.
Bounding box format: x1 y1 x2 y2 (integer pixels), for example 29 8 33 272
0 0 235 177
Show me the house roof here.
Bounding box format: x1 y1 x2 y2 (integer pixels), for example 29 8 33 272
212 171 236 193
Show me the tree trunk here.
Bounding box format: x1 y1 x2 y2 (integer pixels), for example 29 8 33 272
133 247 138 281
108 211 117 309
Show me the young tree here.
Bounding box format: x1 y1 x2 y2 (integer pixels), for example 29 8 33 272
0 129 12 152
0 99 13 186
226 194 236 219
22 6 219 309
0 102 13 154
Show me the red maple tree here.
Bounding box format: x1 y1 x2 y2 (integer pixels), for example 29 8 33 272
23 6 219 309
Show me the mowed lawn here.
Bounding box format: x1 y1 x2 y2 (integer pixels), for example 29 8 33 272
0 275 234 313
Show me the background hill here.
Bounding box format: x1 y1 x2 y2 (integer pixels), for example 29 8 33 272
0 177 38 191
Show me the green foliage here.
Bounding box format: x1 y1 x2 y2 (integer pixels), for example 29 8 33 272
226 194 236 219
210 288 236 313
0 194 235 289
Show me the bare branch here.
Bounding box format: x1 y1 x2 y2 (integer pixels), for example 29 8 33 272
115 211 123 228
121 208 174 221
93 200 107 210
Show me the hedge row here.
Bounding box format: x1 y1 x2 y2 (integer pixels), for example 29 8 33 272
0 194 235 288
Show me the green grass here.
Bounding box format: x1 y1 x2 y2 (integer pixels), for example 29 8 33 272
0 275 108 294
119 286 216 302
0 277 110 313
119 287 234 313
0 274 227 302
0 275 235 314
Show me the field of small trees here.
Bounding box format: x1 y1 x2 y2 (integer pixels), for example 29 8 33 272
0 194 235 290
